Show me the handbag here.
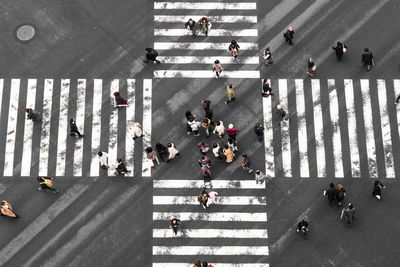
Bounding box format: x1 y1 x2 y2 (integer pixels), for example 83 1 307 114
312 65 316 71
342 47 347 53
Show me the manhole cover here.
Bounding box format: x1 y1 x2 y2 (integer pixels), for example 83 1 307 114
15 24 36 42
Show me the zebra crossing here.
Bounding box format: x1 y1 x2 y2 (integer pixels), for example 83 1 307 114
152 178 269 266
153 1 260 79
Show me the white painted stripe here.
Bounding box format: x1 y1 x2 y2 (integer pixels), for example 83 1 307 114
153 246 269 256
39 79 54 176
360 79 377 178
158 56 259 64
108 79 119 176
328 79 344 178
0 183 89 266
155 15 257 23
263 79 274 178
154 42 258 50
125 79 135 177
73 79 86 176
155 29 258 37
311 79 326 177
153 196 266 205
153 264 269 267
295 79 309 178
153 179 265 189
344 80 360 178
377 80 395 178
20 79 36 176
90 79 103 176
153 212 267 222
153 228 268 238
3 79 20 176
394 80 400 154
55 79 70 176
154 70 260 79
142 79 153 177
154 2 257 10
279 79 291 177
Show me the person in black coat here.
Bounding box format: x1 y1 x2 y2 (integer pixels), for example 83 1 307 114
372 180 385 199
361 48 374 71
155 142 169 162
324 183 337 206
145 48 160 63
332 41 347 61
284 26 294 45
262 79 273 97
306 58 316 76
115 158 131 175
70 118 83 137
202 99 213 120
254 123 264 142
185 18 197 37
25 108 41 122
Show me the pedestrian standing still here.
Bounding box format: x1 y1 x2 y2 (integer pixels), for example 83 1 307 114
362 48 374 71
225 84 236 104
284 26 294 45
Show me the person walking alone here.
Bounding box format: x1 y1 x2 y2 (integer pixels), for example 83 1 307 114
263 47 273 66
306 58 316 76
213 121 225 138
284 26 294 45
155 142 169 162
212 143 224 161
37 176 59 193
372 180 385 200
223 145 235 163
229 40 240 60
25 108 41 122
324 183 337 206
170 218 181 235
225 84 236 104
241 154 253 173
132 122 144 140
167 143 179 162
341 203 355 227
188 118 201 136
202 99 212 119
276 105 288 123
145 48 160 64
115 158 131 175
262 79 273 97
1 200 19 218
361 48 374 71
213 60 223 78
255 170 265 184
98 151 109 169
70 118 84 137
198 190 209 209
227 124 239 140
332 41 347 61
254 123 264 142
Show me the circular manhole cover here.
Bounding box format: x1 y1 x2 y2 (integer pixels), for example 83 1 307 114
15 24 36 42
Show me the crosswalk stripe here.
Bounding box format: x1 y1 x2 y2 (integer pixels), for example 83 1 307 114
108 79 119 176
142 79 153 177
153 196 266 205
39 79 54 176
154 15 258 23
157 56 259 64
153 228 268 238
154 29 258 37
360 79 377 178
295 79 309 177
377 79 395 178
152 246 269 255
279 79 291 177
311 79 326 177
328 79 344 178
125 79 135 176
153 179 265 188
154 2 257 10
154 70 260 79
21 79 36 176
0 183 90 266
344 79 361 177
3 79 20 176
153 264 269 267
153 212 267 221
89 79 103 177
154 42 258 50
73 79 86 176
263 79 274 177
55 79 70 177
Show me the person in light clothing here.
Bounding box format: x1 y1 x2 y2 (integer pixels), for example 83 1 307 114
132 122 144 140
98 151 109 169
255 170 265 184
208 190 219 205
167 143 179 162
213 121 225 138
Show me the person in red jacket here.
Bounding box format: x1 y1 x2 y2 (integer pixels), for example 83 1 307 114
226 124 239 141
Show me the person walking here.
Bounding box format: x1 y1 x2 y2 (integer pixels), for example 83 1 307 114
25 108 41 122
263 47 273 66
227 137 238 152
185 18 197 37
1 200 19 218
170 218 181 235
255 170 265 184
254 123 264 142
194 260 202 267
306 58 316 76
229 40 240 60
223 145 235 163
145 48 160 64
198 156 211 169
324 183 337 206
115 158 131 175
213 121 225 138
37 176 59 193
202 118 212 137
284 26 294 45
208 190 219 206
332 41 347 61
225 84 236 104
98 151 109 169
146 147 159 170
372 180 386 200
185 110 196 135
276 104 288 123
361 48 374 71
241 154 253 173
198 190 209 209
202 99 211 114
227 124 239 140
341 203 355 227
199 17 212 36
212 143 224 161
212 60 223 78
113 92 128 108
336 184 346 206
188 118 201 136
132 122 144 140
70 118 84 137
167 143 179 162
262 79 273 97
198 142 209 155
155 142 169 162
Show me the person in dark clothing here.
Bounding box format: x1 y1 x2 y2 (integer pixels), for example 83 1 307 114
332 41 347 61
324 183 337 206
113 92 128 107
395 95 400 104
202 262 209 267
198 156 211 169
37 176 59 193
202 99 211 114
262 79 273 97
254 123 264 142
198 190 209 209
229 40 240 60
70 118 83 137
372 180 385 200
145 48 160 64
296 219 308 232
185 18 197 37
155 142 169 162
185 110 196 134
336 184 346 206
306 58 316 76
341 203 355 227
361 48 374 71
263 47 273 66
25 108 41 122
284 26 294 45
241 154 253 173
115 158 131 175
170 218 181 235
275 105 288 122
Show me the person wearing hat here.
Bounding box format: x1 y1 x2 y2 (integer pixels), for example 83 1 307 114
341 203 355 227
212 60 223 78
226 124 239 141
225 84 236 104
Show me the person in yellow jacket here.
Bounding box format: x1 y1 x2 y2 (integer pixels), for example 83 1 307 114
225 84 236 104
1 200 19 218
37 176 59 193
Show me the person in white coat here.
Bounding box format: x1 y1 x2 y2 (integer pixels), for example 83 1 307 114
188 119 200 136
98 151 109 169
133 122 144 140
208 190 219 206
167 143 180 162
213 121 225 138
